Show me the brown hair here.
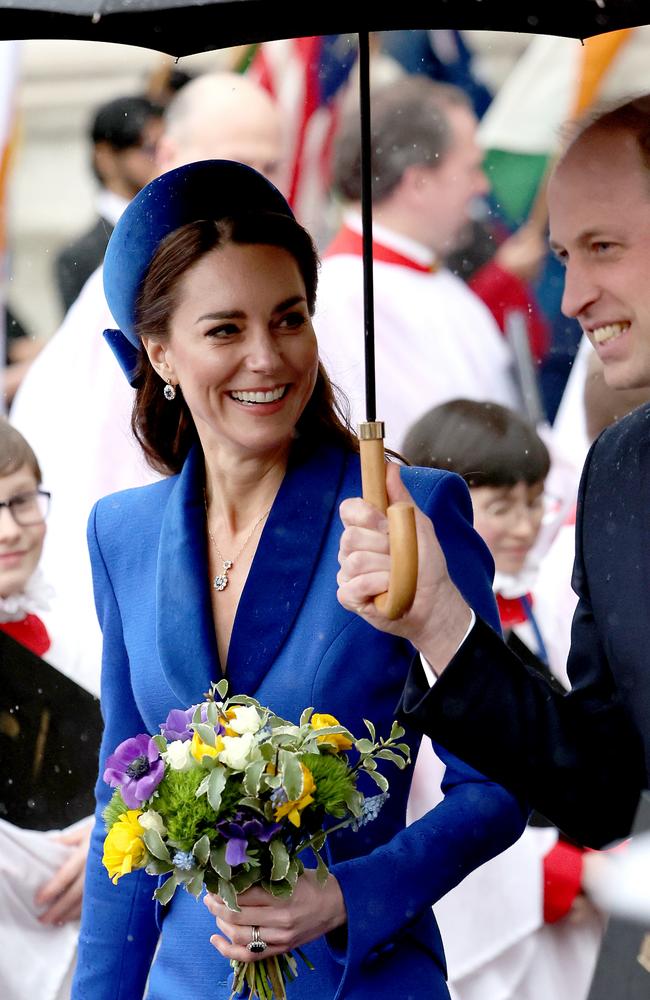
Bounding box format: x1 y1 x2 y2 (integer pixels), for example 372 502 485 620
0 417 41 481
132 213 356 474
564 95 650 174
402 399 549 489
333 77 471 204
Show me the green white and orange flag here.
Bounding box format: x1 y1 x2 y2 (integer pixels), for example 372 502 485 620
479 28 646 225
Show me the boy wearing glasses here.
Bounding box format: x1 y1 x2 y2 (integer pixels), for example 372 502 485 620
0 417 95 1000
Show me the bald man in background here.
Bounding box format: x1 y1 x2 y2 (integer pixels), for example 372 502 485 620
156 72 283 184
10 72 285 696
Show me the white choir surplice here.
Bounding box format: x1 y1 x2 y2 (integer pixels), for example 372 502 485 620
314 214 520 450
409 739 603 1000
0 818 90 1000
9 266 159 696
410 567 603 1000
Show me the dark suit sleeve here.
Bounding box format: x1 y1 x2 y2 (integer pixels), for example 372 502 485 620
55 219 112 313
399 446 646 849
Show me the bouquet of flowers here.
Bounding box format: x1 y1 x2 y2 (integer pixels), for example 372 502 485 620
101 679 411 1000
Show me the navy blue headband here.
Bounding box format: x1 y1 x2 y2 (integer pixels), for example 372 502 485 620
102 159 294 385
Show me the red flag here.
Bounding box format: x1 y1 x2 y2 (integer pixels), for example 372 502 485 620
249 36 356 235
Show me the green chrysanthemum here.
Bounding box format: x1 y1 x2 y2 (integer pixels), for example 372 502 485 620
103 788 130 831
153 770 213 849
299 752 356 818
153 769 244 849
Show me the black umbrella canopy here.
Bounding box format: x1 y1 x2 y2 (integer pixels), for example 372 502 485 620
1 0 650 56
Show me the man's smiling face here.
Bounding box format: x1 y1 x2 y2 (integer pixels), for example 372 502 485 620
548 125 650 390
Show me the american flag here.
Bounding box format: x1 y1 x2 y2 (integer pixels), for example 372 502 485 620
248 35 357 239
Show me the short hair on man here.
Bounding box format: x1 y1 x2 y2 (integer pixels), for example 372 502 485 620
91 95 161 152
563 94 650 172
333 76 471 204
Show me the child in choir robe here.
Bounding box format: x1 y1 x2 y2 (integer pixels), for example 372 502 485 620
0 417 96 1000
402 399 604 1000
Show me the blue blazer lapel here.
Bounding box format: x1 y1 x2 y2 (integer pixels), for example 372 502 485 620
226 443 348 694
156 448 219 705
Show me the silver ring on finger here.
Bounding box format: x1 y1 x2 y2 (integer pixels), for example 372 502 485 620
248 925 267 954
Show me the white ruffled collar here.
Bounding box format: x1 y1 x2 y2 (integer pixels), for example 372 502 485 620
493 568 538 601
0 569 54 624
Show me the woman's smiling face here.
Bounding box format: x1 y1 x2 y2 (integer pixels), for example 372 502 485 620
147 241 319 461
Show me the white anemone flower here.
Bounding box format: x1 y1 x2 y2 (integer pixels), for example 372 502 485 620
219 732 260 771
138 809 166 836
228 705 263 735
163 739 195 772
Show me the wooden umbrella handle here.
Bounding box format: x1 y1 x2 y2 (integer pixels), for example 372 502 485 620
359 423 419 620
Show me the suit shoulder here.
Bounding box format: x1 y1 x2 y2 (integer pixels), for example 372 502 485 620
586 402 650 484
91 477 175 536
401 464 467 506
578 403 650 515
595 401 650 453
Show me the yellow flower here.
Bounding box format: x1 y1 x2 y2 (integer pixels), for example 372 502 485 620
274 765 316 827
222 708 241 737
102 810 147 884
311 713 353 752
191 731 225 763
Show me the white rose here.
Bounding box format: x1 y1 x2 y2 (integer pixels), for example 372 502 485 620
218 733 260 771
163 739 195 772
228 705 263 735
138 809 166 836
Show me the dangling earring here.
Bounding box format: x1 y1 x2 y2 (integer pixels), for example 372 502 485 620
163 380 176 401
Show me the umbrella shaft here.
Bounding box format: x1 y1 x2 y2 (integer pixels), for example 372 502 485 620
358 31 376 423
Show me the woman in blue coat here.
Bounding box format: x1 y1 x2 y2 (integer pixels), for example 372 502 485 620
72 160 526 1000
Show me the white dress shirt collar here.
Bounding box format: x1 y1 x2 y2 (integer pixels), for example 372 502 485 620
95 188 130 228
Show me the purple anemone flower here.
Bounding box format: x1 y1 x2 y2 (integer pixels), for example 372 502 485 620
104 733 165 808
217 812 282 867
160 705 223 743
161 708 195 743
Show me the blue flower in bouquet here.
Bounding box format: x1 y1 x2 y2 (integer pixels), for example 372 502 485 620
172 850 196 871
217 811 282 866
354 792 389 829
270 787 288 808
104 734 165 808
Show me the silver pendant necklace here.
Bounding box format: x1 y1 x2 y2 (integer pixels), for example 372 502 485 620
204 491 271 592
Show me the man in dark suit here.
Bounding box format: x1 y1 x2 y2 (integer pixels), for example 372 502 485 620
336 96 650 851
55 95 162 313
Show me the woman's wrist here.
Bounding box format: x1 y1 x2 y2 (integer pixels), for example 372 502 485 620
323 874 347 933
